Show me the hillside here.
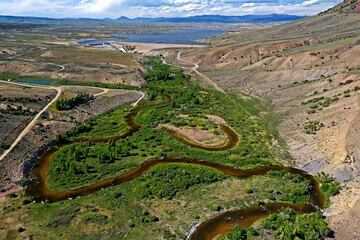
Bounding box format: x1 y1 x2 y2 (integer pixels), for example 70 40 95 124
324 0 360 13
175 1 360 239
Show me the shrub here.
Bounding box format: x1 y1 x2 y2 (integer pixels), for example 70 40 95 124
316 172 341 207
261 209 331 240
304 121 324 135
227 226 247 240
56 93 94 111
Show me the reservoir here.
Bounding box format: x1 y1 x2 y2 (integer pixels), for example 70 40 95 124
78 28 224 45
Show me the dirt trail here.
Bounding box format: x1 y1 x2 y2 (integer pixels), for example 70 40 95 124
0 81 145 162
131 91 145 107
0 80 62 162
93 88 109 97
177 51 225 93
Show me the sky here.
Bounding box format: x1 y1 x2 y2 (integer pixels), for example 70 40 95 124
0 0 342 18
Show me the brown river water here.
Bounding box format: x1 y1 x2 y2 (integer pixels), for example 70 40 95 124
26 101 324 239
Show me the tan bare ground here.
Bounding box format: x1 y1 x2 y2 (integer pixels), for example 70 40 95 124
161 124 226 146
206 115 226 125
43 40 72 45
61 85 106 97
325 176 360 240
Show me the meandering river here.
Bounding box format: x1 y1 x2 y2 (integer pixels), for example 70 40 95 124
26 98 324 240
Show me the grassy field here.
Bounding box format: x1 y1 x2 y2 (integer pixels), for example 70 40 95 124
71 106 133 140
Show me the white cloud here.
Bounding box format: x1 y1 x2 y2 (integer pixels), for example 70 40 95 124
0 0 342 18
76 0 125 14
302 0 321 6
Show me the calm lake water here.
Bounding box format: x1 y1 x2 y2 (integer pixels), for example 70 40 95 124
16 78 54 85
79 28 224 45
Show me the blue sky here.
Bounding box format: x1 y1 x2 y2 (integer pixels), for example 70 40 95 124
0 0 342 18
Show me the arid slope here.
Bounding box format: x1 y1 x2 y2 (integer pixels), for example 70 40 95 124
179 1 360 239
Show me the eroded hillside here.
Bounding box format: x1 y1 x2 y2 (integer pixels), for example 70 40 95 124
176 2 360 239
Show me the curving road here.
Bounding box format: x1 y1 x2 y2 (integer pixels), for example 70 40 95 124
177 51 225 93
0 81 145 162
175 51 251 116
131 91 145 107
0 80 62 162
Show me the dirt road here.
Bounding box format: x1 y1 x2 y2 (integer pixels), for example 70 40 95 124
177 51 225 93
0 80 62 162
0 81 146 162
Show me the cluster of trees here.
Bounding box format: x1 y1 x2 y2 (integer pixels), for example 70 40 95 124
261 209 331 239
316 172 341 207
54 79 139 91
0 72 17 80
134 165 225 199
55 93 94 111
304 121 324 135
226 209 331 240
144 56 189 84
226 226 258 240
264 170 312 204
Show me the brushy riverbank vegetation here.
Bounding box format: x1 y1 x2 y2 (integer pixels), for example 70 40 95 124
53 79 140 91
0 56 338 239
224 209 331 240
46 56 280 192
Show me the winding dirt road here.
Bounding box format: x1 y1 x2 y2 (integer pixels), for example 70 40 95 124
0 80 62 162
177 51 225 93
0 81 145 162
175 51 251 116
131 91 145 107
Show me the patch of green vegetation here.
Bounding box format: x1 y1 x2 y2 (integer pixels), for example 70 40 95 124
302 95 340 113
81 212 109 224
55 93 94 111
53 79 140 91
304 121 324 135
260 209 331 240
301 88 349 114
226 226 254 240
263 171 312 204
133 164 226 200
68 106 132 140
223 209 331 240
0 72 17 80
316 172 341 207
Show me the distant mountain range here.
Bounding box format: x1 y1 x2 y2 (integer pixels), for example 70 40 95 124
0 14 305 25
116 14 305 23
